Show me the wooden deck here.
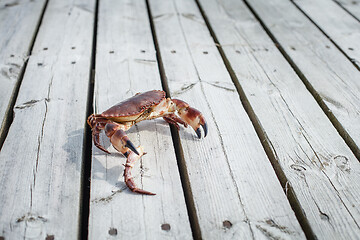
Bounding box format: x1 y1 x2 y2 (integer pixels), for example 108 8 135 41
0 0 359 239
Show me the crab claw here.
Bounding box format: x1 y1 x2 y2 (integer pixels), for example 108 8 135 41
124 147 156 195
195 119 208 138
172 99 208 138
125 139 139 155
106 123 139 155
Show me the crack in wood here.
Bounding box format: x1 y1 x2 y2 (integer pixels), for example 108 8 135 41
153 13 174 21
3 2 19 8
202 81 236 92
134 58 157 64
14 98 55 110
176 19 257 239
322 171 360 229
303 176 334 230
278 91 360 228
15 99 40 109
35 76 53 173
256 218 298 239
181 13 205 25
91 188 125 204
172 82 198 96
16 213 47 223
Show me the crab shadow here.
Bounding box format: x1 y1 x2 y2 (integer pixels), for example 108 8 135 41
89 119 197 193
63 118 198 196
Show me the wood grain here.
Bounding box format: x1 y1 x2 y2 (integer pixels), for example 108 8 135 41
0 0 47 142
88 0 192 239
246 0 360 159
333 0 360 21
200 0 360 238
149 0 305 239
292 0 360 68
0 0 95 238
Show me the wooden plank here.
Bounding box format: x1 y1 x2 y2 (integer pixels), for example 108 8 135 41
248 0 360 158
88 0 192 239
0 0 47 142
333 0 360 21
0 0 95 239
292 0 360 68
199 0 360 238
149 0 305 239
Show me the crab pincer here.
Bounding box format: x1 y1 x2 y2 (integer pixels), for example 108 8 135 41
171 99 208 138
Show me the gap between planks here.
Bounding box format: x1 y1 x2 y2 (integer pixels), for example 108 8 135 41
289 0 360 72
147 0 305 239
0 0 49 152
0 0 96 238
145 0 202 239
80 0 99 239
194 0 316 238
332 0 360 22
242 0 360 161
88 0 192 239
200 0 360 238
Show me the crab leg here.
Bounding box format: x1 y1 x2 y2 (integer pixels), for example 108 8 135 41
88 115 112 154
92 126 111 154
163 113 188 130
124 146 156 195
172 99 208 138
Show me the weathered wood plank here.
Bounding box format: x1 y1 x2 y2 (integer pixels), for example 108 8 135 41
0 0 95 239
333 0 360 21
292 0 360 68
199 0 360 238
149 0 305 239
88 0 192 239
0 0 47 142
247 0 360 159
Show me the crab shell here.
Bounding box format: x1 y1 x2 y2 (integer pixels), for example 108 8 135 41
99 90 166 123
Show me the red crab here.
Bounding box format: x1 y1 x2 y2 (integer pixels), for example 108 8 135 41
87 90 207 195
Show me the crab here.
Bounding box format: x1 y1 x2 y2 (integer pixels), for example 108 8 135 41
87 90 207 195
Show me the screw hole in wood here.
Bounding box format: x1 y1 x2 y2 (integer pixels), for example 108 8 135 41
161 223 171 231
108 228 118 236
223 220 232 229
46 235 55 240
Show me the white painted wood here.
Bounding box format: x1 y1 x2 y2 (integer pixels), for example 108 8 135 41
333 0 360 21
149 0 305 239
0 0 46 139
200 0 360 238
292 0 360 67
0 0 95 239
247 0 360 158
88 0 192 239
